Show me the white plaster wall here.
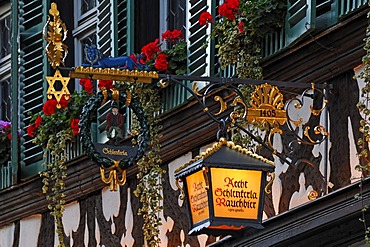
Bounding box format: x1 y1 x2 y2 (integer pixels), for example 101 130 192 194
19 214 41 247
271 90 330 211
120 187 134 246
84 214 89 247
289 173 313 208
271 133 289 214
158 183 175 246
168 152 192 207
0 223 14 247
102 186 121 234
62 201 80 247
349 117 362 183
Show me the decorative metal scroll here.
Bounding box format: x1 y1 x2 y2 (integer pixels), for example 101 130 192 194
159 74 331 196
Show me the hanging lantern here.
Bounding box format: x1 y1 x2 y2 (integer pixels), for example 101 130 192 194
175 138 275 236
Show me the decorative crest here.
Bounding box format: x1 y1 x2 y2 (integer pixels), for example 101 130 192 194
43 3 68 69
246 83 287 125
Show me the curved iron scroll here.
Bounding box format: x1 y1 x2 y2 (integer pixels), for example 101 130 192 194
159 74 331 195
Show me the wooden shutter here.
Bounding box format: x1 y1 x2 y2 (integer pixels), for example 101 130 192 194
97 0 114 57
338 0 369 18
285 0 316 46
117 0 134 56
188 0 208 76
20 0 48 178
96 0 114 143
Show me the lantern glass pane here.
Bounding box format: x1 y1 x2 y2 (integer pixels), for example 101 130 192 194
186 170 209 224
210 168 262 220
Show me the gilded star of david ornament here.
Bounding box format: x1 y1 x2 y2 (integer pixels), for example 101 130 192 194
46 69 70 108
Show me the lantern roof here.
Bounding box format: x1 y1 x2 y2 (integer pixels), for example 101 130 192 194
175 138 274 178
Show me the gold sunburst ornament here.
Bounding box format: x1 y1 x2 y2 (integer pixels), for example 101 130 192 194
46 69 70 108
246 83 287 126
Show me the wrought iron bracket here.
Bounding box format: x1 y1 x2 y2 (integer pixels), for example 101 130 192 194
158 74 332 196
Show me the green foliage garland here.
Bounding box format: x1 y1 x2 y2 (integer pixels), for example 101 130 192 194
211 0 286 79
28 90 91 247
131 82 165 246
355 4 370 244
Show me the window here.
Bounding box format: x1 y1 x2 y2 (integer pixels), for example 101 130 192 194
0 3 11 121
81 0 97 16
167 0 186 32
72 1 97 89
0 3 10 60
0 78 11 121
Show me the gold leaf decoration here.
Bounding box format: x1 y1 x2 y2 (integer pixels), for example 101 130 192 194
247 83 287 126
43 3 68 69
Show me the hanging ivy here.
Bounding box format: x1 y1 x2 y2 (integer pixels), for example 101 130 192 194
356 4 370 244
130 82 165 246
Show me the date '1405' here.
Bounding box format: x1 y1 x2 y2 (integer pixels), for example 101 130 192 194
259 109 276 117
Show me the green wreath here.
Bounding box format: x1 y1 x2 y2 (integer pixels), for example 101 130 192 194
79 90 150 170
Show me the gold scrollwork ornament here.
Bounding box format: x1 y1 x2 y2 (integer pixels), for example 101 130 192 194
100 167 127 191
176 178 185 200
265 172 275 194
43 3 68 69
308 190 319 200
214 96 227 116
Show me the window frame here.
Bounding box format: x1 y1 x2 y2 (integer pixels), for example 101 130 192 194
0 2 11 63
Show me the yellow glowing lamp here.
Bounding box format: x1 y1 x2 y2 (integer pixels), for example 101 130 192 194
174 138 275 236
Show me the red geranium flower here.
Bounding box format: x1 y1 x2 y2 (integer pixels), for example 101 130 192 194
238 22 244 32
218 0 239 20
84 80 93 94
227 0 240 10
27 124 37 137
171 29 183 41
98 80 114 90
59 95 69 108
199 12 213 27
80 78 93 94
154 53 168 71
161 30 172 41
141 39 161 62
43 99 58 116
79 78 89 86
35 116 42 128
70 118 80 135
162 29 184 42
7 133 11 140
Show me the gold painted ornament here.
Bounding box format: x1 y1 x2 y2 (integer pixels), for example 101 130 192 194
46 69 70 108
43 3 68 69
246 83 287 126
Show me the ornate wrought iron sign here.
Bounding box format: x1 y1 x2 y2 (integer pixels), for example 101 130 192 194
79 88 150 191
